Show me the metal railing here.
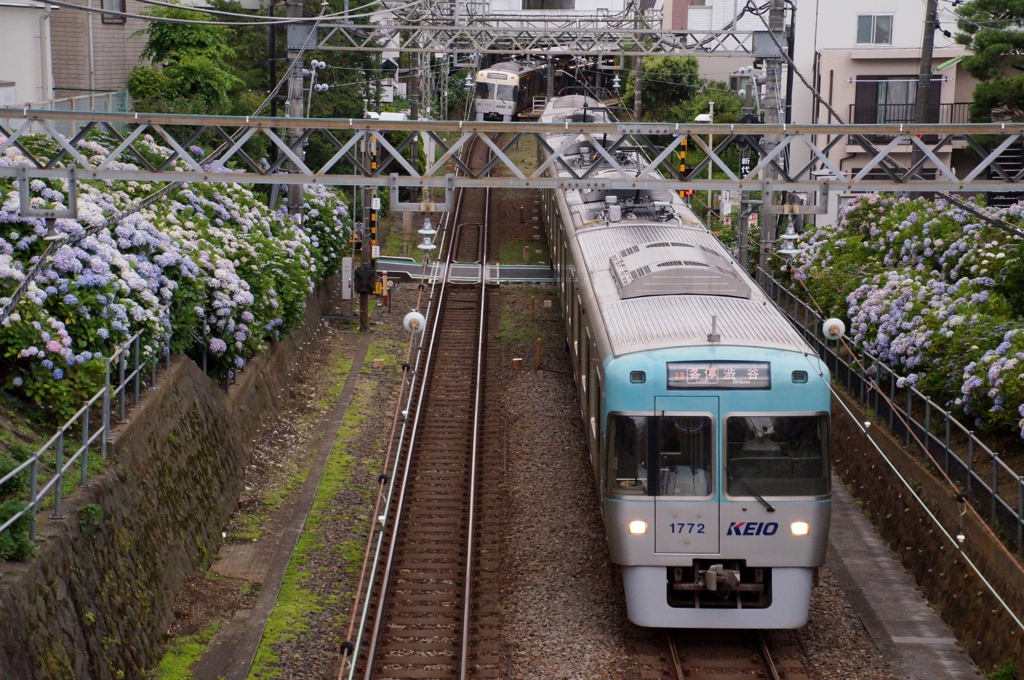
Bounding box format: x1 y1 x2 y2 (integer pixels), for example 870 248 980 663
1 91 129 138
849 102 971 126
756 268 1024 553
0 326 170 543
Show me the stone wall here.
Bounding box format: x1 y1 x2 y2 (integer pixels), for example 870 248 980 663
0 282 335 679
832 390 1024 671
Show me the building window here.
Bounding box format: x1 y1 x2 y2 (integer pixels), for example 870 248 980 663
856 15 892 44
101 0 126 24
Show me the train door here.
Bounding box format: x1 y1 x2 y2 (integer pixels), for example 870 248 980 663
652 397 720 554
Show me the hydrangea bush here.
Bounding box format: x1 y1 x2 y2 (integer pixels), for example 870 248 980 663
0 132 351 419
782 194 1024 440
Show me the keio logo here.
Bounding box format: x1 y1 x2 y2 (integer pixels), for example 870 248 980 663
726 521 778 536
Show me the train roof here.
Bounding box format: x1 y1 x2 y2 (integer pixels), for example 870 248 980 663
480 62 541 74
539 96 813 358
574 220 810 356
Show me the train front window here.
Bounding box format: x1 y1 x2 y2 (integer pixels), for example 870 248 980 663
658 416 713 497
607 415 648 495
475 82 494 99
725 415 829 497
496 84 516 100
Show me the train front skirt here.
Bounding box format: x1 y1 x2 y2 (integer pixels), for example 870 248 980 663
622 566 814 628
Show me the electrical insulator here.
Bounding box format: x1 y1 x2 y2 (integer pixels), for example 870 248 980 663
678 137 687 175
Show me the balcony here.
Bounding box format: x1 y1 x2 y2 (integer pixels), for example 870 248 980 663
847 102 971 145
849 101 971 125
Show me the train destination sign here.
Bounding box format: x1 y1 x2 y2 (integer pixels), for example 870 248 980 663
486 72 509 79
666 361 771 390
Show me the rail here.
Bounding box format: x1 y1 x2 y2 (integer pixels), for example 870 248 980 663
361 133 490 679
756 268 1024 553
0 324 170 543
337 108 480 680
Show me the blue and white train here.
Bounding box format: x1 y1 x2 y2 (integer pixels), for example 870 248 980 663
538 96 832 629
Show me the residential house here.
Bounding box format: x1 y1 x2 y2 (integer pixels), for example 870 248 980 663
0 1 55 106
49 0 147 95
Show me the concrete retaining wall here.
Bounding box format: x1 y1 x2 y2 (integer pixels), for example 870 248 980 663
0 282 335 679
832 390 1024 671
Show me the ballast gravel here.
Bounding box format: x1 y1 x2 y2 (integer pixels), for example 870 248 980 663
496 285 898 680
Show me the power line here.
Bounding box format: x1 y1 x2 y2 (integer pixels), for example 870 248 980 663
35 0 424 27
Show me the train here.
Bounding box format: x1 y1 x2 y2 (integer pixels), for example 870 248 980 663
473 61 545 121
537 95 833 629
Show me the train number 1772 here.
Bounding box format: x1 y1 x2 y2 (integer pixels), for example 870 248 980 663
668 523 705 534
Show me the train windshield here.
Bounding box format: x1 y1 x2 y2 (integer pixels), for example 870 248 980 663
475 82 494 99
606 415 714 496
725 415 829 497
496 84 516 101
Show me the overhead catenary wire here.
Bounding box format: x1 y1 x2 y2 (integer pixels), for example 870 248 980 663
132 0 427 21
30 0 425 26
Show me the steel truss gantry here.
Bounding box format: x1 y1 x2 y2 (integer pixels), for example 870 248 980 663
3 109 1024 214
308 21 755 56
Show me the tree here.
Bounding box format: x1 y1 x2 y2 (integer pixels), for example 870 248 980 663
956 0 1024 121
621 56 701 122
129 5 241 113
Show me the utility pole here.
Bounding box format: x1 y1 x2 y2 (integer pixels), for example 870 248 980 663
633 3 643 119
911 0 939 183
915 0 939 124
547 55 554 104
286 0 304 220
757 0 785 273
403 48 421 254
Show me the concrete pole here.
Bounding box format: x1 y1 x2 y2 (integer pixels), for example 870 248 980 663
757 0 785 273
286 0 304 220
633 6 643 119
547 55 554 103
914 0 939 125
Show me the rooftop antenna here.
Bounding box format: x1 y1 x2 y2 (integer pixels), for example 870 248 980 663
707 315 721 343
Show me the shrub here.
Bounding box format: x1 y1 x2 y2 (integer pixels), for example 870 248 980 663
0 499 33 561
0 131 352 418
782 194 1024 440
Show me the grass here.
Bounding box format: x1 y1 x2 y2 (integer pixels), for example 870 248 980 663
149 620 221 679
247 333 397 679
498 239 550 266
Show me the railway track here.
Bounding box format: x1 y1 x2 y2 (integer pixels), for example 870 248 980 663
354 134 503 679
632 629 810 680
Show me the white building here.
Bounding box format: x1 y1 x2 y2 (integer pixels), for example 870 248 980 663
0 2 55 106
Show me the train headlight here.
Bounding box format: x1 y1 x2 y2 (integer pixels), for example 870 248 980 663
628 520 648 535
790 521 810 536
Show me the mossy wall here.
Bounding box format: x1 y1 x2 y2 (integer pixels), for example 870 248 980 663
832 390 1024 672
0 281 337 679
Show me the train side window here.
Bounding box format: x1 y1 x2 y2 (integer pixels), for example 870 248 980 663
607 415 649 495
725 415 830 497
658 416 713 497
588 355 600 440
475 82 494 99
580 324 589 393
